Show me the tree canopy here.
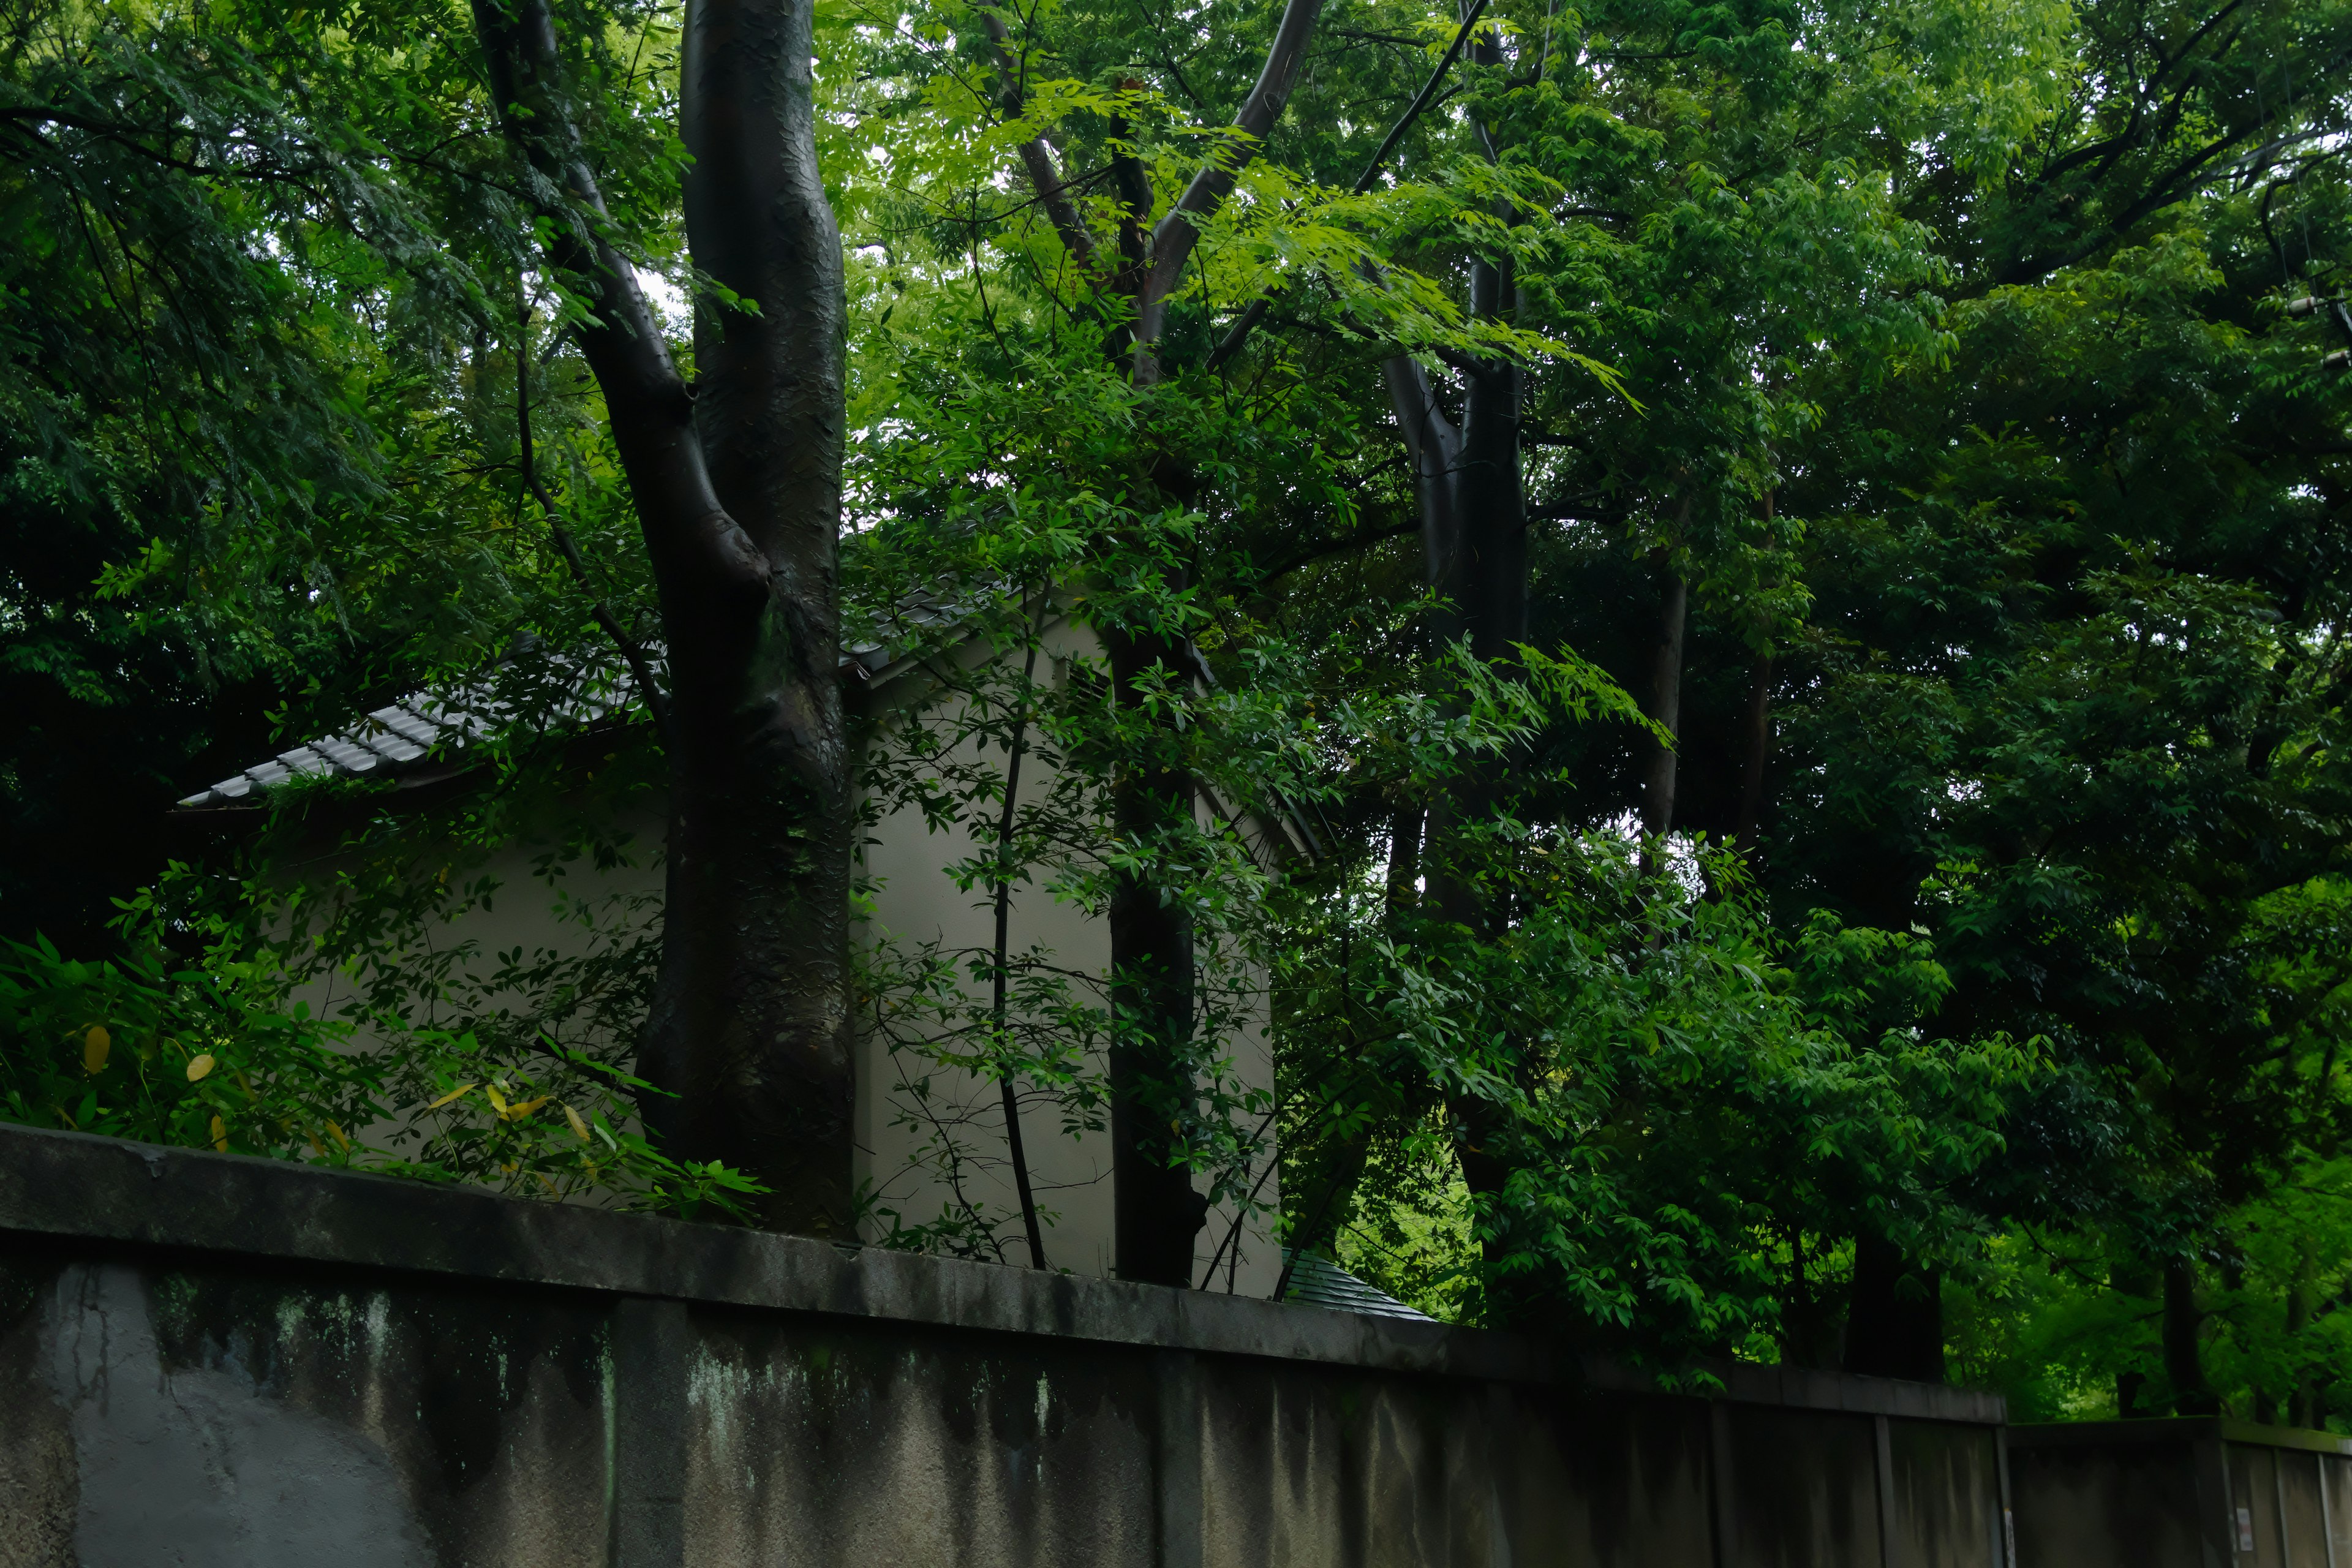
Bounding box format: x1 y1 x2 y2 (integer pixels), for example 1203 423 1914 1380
9 0 2352 1419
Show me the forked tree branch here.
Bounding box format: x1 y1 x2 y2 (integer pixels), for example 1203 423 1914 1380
1130 0 1326 382
1204 0 1489 374
514 301 680 754
475 0 769 611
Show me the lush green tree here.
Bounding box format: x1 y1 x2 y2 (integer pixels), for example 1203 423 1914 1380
12 0 2352 1408
1747 0 2352 1400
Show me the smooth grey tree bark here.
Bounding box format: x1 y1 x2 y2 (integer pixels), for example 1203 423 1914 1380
478 0 854 1235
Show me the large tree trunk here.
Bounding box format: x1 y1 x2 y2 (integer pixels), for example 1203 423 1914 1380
1093 0 1322 1284
2286 1241 2319 1427
1384 353 1520 1212
1844 1234 1945 1381
2164 1257 2220 1414
1735 652 1771 853
1097 125 1208 1284
1640 561 1689 843
1104 607 1213 1284
478 0 854 1235
957 0 1324 1280
1386 806 1423 916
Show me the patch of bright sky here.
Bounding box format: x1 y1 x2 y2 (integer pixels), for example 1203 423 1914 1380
636 265 690 335
1601 808 1708 899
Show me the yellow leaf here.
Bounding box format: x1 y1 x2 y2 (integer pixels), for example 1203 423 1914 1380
307 1130 326 1156
326 1121 350 1152
209 1115 228 1153
504 1096 549 1121
235 1070 255 1101
484 1085 510 1117
81 1025 110 1075
563 1104 590 1142
186 1053 215 1083
427 1083 475 1110
536 1172 560 1196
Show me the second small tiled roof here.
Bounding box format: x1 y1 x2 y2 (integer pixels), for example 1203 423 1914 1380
1281 1252 1436 1322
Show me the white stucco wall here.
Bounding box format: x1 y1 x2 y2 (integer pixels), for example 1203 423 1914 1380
851 614 1280 1295
284 619 1280 1297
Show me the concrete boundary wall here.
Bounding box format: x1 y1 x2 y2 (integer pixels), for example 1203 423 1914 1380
2010 1417 2352 1568
0 1123 2008 1567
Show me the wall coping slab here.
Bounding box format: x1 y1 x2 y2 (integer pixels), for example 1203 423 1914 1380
2008 1417 2352 1456
0 1122 2003 1425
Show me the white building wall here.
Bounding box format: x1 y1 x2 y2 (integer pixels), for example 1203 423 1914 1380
851 615 1280 1296
284 619 1280 1297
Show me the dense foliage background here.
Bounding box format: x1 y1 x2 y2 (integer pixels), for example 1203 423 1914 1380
7 0 2352 1423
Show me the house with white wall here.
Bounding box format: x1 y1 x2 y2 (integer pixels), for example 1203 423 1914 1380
175 591 1287 1296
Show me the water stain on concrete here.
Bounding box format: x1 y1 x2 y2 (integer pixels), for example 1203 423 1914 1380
39 1262 429 1568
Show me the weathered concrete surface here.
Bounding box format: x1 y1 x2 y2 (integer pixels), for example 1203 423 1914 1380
0 1124 2009 1567
1885 1414 2005 1568
2009 1418 2352 1568
0 1247 608 1568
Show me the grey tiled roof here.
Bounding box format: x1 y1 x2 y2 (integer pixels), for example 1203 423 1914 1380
175 579 989 812
842 577 982 676
1281 1252 1436 1322
175 652 644 810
